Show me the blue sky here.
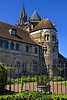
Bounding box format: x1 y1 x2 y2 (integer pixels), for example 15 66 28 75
0 0 67 58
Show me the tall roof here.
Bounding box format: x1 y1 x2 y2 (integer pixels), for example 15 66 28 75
30 10 41 21
0 21 38 45
32 18 57 32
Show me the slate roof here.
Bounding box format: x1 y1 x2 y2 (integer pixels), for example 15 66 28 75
30 10 41 21
32 18 57 32
0 21 38 45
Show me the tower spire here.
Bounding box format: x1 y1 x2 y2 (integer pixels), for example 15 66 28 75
17 3 27 29
22 3 26 15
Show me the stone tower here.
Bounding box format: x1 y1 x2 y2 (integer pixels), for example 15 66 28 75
30 18 59 76
17 4 27 29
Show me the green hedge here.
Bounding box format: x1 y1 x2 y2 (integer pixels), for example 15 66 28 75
0 90 67 100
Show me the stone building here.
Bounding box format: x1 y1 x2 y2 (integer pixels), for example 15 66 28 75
16 4 67 76
30 19 59 75
0 21 40 76
0 4 67 77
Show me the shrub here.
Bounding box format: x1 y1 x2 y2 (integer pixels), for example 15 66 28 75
7 77 15 84
0 62 7 91
51 76 65 82
0 91 67 100
21 75 36 82
58 76 64 81
37 75 49 85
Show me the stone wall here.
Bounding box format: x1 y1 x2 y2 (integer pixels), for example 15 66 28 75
0 37 39 77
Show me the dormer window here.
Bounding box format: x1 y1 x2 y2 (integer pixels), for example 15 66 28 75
12 30 16 35
12 28 16 35
9 28 16 35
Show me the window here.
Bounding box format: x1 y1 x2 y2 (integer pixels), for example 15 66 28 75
52 35 56 41
5 41 8 49
52 35 54 41
43 47 47 53
26 46 29 52
47 34 49 41
44 35 46 40
35 48 37 54
12 29 16 35
10 43 14 50
44 34 49 41
16 44 18 50
54 36 56 41
0 40 2 47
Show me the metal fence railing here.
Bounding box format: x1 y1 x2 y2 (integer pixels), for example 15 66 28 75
1 63 67 94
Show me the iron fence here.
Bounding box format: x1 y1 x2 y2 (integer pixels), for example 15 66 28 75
1 63 67 94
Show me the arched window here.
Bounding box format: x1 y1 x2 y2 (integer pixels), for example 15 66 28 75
16 44 19 50
10 43 14 50
5 41 8 49
0 40 2 47
44 34 49 41
47 34 49 41
26 45 29 52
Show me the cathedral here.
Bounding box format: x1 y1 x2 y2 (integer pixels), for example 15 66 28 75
0 4 67 76
16 4 67 75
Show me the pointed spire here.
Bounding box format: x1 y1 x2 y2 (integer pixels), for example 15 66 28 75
22 3 26 15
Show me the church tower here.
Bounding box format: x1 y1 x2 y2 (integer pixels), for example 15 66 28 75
17 4 27 29
30 18 58 76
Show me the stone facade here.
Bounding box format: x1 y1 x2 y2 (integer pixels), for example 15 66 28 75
30 28 58 76
0 4 67 77
0 22 40 77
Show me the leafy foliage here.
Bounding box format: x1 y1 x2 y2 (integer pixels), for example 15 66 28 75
0 62 7 91
37 75 49 85
0 90 67 100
